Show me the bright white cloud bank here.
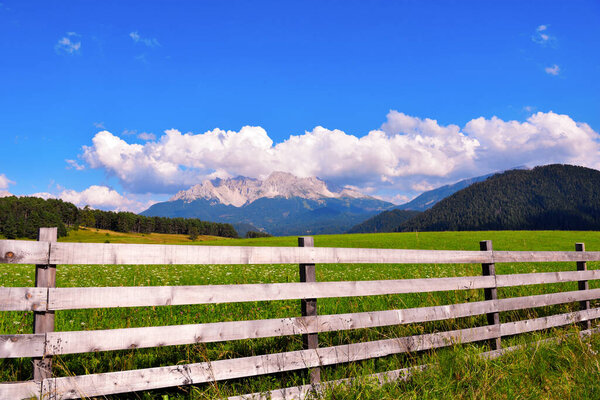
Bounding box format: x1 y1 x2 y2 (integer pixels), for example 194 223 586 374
81 111 600 202
33 186 156 213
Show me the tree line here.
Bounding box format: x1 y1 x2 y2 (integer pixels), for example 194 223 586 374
397 164 600 232
0 196 239 239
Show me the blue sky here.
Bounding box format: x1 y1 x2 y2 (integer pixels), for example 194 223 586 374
1 1 599 211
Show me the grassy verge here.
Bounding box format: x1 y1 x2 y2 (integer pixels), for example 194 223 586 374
1 230 600 398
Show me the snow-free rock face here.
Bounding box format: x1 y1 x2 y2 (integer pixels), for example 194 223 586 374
170 171 369 207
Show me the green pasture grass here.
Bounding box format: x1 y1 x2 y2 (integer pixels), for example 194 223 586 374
2 230 600 399
61 227 231 244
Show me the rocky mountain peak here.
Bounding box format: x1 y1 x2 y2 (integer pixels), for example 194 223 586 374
170 171 370 207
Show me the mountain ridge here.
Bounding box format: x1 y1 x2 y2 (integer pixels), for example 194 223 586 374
142 172 393 236
171 171 370 207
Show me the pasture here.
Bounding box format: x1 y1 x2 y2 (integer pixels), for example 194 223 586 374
2 230 600 399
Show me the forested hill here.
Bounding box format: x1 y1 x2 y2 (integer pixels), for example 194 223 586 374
398 164 600 232
0 196 238 239
347 209 421 233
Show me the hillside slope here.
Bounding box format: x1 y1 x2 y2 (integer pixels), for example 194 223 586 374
398 164 600 232
347 209 421 233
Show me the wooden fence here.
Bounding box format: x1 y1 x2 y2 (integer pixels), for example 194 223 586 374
1 228 600 399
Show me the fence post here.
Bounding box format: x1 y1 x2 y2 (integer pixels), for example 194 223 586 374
298 236 320 384
480 240 501 350
33 227 57 381
576 242 592 331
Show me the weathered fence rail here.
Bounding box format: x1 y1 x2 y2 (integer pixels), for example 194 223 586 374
1 229 600 399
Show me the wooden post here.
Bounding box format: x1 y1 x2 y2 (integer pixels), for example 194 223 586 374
481 240 501 350
33 227 57 381
298 236 320 384
576 243 592 330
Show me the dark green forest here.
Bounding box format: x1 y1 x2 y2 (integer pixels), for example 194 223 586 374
347 209 421 233
398 164 600 232
0 196 238 239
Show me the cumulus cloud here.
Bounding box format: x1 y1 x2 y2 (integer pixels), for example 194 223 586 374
545 64 560 76
129 31 160 47
55 32 81 54
80 111 600 200
34 186 157 213
464 111 600 171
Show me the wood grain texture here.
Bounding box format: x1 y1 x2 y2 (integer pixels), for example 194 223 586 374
481 240 500 350
0 334 45 358
0 381 41 400
42 301 497 355
47 276 495 310
298 236 319 383
49 242 493 265
576 243 592 330
0 287 47 311
493 250 600 263
41 325 497 399
496 270 600 287
227 365 424 400
0 240 50 264
501 307 600 336
33 227 57 381
498 288 600 312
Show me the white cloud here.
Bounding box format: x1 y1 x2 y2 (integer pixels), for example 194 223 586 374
80 111 600 200
0 173 14 190
93 122 105 129
35 186 157 213
122 129 137 136
55 32 81 54
129 31 160 47
137 132 156 141
65 159 85 170
532 24 555 45
464 111 600 171
545 64 560 76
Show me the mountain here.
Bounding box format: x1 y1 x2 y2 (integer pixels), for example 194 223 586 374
397 164 600 232
141 172 394 236
395 174 494 211
347 209 421 233
396 166 529 211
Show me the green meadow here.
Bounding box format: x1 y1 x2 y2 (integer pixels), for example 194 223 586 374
1 230 600 399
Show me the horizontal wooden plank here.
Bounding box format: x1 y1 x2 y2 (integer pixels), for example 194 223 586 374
44 301 497 355
0 381 40 400
498 288 600 312
42 325 497 399
493 250 600 263
49 242 493 265
227 365 425 400
0 334 45 358
496 270 600 287
0 240 50 264
48 276 495 310
5 240 600 266
0 287 47 311
232 326 600 400
501 307 600 337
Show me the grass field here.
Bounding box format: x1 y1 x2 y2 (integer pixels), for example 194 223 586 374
2 230 600 399
59 227 230 244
